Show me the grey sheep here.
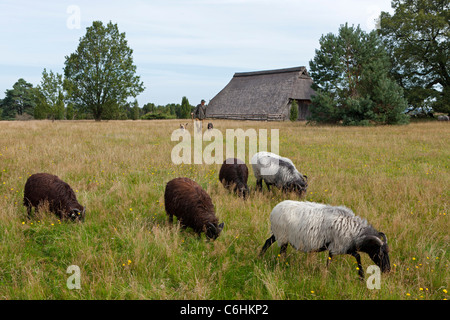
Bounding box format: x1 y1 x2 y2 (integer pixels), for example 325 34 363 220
260 200 390 279
23 173 85 221
251 152 308 196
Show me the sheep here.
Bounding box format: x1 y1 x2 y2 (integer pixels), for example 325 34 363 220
251 151 308 196
219 158 249 199
259 200 390 279
164 177 224 240
23 173 85 221
437 115 449 121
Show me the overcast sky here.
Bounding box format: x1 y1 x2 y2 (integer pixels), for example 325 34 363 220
0 0 394 106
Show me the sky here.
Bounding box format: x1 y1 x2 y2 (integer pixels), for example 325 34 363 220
0 0 394 107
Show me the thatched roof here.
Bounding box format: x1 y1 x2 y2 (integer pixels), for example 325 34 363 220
206 66 315 120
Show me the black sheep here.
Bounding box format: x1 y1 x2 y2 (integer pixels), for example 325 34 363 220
164 177 224 240
23 173 85 221
218 158 249 198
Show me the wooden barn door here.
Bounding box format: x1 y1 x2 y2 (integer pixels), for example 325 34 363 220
297 100 311 120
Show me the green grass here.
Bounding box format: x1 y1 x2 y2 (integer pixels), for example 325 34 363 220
0 120 448 300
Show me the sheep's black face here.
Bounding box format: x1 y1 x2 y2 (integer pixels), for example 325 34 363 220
359 233 390 273
292 178 308 196
69 208 85 222
370 244 390 273
238 186 249 199
205 222 224 240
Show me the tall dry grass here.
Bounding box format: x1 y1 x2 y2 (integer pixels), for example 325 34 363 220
0 119 448 299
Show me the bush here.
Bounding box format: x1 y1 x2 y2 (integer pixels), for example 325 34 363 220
289 100 299 121
141 112 176 120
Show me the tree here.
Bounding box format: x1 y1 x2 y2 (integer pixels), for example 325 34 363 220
35 69 65 120
378 0 449 115
142 102 156 114
178 96 191 119
130 100 141 120
309 23 409 125
64 21 145 121
289 99 298 121
1 79 37 119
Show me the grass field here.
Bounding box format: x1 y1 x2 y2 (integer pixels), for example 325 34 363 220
0 119 448 300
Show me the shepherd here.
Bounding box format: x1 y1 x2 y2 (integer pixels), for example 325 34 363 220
191 99 207 133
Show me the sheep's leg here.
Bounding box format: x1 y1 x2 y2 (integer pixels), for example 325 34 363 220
351 252 364 280
23 198 32 219
280 243 288 255
259 235 276 256
256 179 263 191
168 214 173 223
26 205 32 219
265 182 271 192
327 252 333 267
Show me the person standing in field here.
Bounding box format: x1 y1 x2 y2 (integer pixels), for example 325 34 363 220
191 99 206 133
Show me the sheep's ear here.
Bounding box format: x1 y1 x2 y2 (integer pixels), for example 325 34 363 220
218 222 224 231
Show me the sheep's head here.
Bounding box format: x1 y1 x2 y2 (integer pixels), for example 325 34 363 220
287 176 308 196
360 232 390 273
234 183 249 199
69 207 86 222
205 222 224 240
240 185 249 200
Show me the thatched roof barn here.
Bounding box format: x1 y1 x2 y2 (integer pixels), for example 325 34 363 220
206 66 315 121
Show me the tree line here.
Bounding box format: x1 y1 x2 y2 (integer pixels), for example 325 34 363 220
1 0 448 124
0 74 194 121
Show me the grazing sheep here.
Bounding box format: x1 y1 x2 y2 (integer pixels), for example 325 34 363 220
164 177 224 240
251 151 308 196
23 173 85 221
438 115 449 121
260 200 390 279
207 122 214 130
219 158 249 198
180 123 189 130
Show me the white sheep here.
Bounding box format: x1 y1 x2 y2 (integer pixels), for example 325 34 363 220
259 200 390 279
250 152 308 196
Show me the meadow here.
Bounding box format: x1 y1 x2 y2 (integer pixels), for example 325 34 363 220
0 119 448 300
